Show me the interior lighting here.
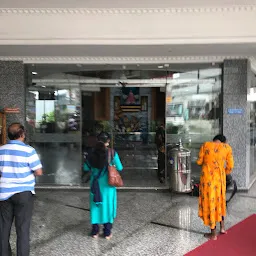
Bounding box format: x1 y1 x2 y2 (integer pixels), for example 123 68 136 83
158 65 164 69
32 72 38 75
173 73 180 79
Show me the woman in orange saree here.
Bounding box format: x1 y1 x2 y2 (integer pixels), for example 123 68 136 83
197 135 234 240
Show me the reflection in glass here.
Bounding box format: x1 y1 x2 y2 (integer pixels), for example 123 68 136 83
248 86 256 179
25 64 223 187
26 76 81 186
27 88 80 134
165 68 222 180
31 142 81 185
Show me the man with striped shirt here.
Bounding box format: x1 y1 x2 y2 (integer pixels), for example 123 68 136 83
0 123 43 256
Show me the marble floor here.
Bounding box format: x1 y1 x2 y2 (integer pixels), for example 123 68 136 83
8 182 256 256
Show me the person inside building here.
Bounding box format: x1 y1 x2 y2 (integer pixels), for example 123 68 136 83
197 134 234 240
0 123 43 256
155 121 165 183
83 132 123 239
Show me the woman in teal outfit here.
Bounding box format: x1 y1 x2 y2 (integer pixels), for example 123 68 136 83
83 132 123 239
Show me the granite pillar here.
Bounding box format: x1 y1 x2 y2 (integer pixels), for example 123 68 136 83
223 59 251 189
0 61 25 127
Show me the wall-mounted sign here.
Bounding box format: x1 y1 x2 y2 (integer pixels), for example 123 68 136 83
227 108 243 115
4 108 20 114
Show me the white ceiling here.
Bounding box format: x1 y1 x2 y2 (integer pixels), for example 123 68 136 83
1 43 256 57
0 0 255 63
1 0 254 8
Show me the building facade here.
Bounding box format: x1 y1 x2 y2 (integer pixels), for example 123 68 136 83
0 0 256 189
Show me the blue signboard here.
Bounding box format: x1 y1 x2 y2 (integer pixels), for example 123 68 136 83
227 108 243 115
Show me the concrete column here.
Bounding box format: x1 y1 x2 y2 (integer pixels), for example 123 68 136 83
223 59 252 189
0 61 25 127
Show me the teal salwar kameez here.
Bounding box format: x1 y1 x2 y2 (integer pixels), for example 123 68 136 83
84 152 123 224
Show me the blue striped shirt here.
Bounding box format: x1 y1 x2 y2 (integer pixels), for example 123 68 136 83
0 140 42 200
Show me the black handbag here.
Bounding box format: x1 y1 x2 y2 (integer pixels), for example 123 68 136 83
226 174 237 203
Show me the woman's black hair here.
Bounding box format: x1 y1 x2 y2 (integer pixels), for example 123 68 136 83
213 134 227 143
88 141 107 169
97 132 111 144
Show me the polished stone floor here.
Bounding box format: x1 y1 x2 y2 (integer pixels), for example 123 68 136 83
8 182 256 256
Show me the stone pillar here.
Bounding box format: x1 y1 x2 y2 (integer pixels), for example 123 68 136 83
223 59 251 190
0 61 25 127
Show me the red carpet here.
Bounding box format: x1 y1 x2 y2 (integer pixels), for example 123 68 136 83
185 214 256 256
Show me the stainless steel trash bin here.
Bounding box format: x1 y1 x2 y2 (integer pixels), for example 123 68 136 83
168 140 191 193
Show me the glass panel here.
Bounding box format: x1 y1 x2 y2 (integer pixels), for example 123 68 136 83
166 67 222 180
248 86 256 179
82 85 160 187
31 142 81 185
111 86 158 187
26 64 222 187
27 88 80 134
26 79 81 186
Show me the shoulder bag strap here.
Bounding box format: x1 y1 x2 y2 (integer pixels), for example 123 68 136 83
107 148 116 166
107 148 111 165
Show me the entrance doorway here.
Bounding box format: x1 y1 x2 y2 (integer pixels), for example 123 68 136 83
81 85 166 187
25 64 222 188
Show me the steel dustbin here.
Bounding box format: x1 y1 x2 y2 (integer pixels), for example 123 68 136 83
168 141 191 193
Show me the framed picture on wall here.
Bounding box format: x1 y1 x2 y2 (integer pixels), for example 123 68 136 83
121 87 140 106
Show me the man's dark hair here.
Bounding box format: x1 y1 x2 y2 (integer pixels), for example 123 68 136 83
213 134 227 143
8 123 25 140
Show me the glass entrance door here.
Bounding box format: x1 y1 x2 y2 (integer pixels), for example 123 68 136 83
165 67 222 182
111 86 159 187
26 85 82 186
26 64 222 188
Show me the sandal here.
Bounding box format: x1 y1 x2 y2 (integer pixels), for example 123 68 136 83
105 234 112 240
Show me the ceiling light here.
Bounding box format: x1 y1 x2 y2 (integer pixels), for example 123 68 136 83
164 64 169 67
173 73 180 79
158 65 164 69
42 85 46 88
32 72 38 75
